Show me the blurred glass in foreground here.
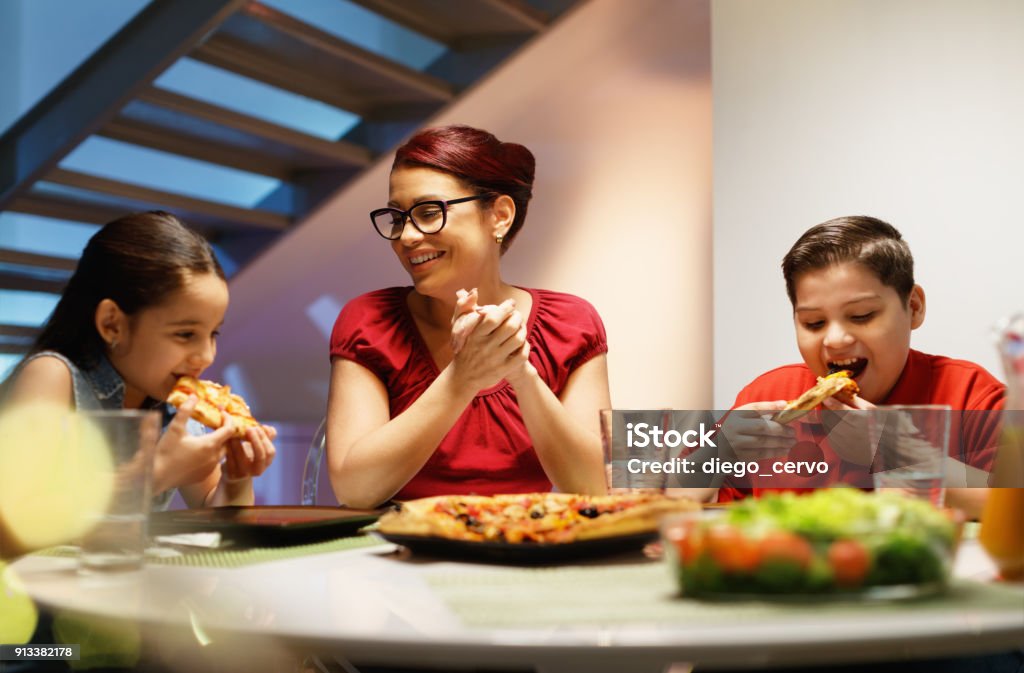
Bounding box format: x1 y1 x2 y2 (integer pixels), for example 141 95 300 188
979 314 1024 580
0 404 115 559
78 410 159 572
868 405 950 507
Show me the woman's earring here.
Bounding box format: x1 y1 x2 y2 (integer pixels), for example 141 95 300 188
108 339 119 353
495 234 504 245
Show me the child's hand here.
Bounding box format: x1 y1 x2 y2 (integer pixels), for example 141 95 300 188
153 395 234 493
820 395 877 465
719 402 796 461
222 420 278 481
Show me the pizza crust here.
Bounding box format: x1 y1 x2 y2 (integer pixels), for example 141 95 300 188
573 498 700 540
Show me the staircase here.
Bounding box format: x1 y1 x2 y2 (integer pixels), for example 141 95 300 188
0 0 580 361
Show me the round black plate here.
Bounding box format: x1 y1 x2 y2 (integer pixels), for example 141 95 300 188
149 506 383 547
376 531 658 564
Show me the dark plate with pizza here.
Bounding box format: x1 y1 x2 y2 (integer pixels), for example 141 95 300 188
375 492 700 565
149 506 384 547
377 530 659 564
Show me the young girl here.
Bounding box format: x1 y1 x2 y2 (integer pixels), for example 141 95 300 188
2 211 276 509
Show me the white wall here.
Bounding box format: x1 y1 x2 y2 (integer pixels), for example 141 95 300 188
213 0 713 423
713 0 1024 407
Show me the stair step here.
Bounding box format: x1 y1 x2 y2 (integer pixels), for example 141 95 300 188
98 86 374 180
0 0 249 209
0 247 75 300
1 0 575 327
0 267 67 295
191 2 455 118
0 324 41 355
0 248 77 274
7 192 129 227
21 169 291 232
348 0 548 46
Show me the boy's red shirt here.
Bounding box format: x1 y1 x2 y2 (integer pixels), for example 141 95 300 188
719 349 1006 501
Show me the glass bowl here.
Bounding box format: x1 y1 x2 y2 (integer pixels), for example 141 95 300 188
661 490 960 600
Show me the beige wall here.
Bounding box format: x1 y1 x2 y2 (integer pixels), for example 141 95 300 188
713 0 1024 407
214 0 713 422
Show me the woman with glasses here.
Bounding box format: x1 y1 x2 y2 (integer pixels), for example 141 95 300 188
325 125 610 508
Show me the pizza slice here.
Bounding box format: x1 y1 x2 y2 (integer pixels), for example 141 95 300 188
772 370 860 425
166 376 261 438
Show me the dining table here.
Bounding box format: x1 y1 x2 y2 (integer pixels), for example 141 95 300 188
9 518 1024 673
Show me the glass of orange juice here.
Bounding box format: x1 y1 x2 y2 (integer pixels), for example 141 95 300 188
979 420 1024 580
979 489 1024 581
980 319 1024 580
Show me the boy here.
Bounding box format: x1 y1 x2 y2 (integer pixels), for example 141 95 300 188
718 216 1004 517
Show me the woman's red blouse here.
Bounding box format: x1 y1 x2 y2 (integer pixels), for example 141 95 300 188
330 286 608 499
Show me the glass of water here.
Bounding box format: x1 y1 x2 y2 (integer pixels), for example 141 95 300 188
867 405 950 507
78 410 160 571
600 409 675 493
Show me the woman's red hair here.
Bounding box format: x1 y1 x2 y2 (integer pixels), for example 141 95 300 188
393 125 535 253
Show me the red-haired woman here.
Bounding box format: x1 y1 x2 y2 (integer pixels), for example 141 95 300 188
326 125 610 508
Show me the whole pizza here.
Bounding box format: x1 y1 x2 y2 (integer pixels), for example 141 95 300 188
377 492 700 544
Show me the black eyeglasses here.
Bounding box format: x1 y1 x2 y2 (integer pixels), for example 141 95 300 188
370 194 491 240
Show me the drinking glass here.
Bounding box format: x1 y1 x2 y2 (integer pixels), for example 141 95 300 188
79 410 160 571
600 409 673 493
867 405 950 507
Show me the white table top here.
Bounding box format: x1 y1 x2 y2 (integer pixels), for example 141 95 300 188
11 538 1024 673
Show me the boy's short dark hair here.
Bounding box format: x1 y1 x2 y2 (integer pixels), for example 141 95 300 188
782 215 915 306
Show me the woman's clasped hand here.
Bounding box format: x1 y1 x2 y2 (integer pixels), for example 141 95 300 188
449 288 533 391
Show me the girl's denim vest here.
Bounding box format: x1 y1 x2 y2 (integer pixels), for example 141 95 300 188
16 351 176 510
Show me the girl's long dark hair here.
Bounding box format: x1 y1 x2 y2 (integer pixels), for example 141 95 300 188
28 211 225 368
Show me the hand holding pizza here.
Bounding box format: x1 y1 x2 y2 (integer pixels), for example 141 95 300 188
222 421 277 481
153 395 236 493
718 402 797 462
819 393 877 465
164 377 278 490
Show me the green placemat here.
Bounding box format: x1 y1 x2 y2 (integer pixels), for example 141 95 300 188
35 534 389 568
426 561 1024 628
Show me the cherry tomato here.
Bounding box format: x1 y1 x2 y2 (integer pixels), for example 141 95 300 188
827 539 871 587
667 520 705 564
705 524 761 573
758 530 813 569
